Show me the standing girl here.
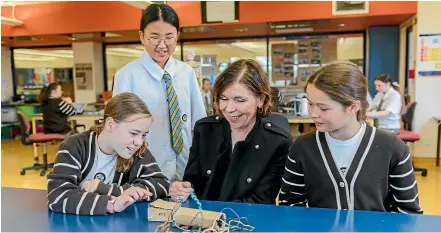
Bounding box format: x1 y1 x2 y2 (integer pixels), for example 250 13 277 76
113 3 206 182
47 93 169 215
279 61 422 214
367 73 403 134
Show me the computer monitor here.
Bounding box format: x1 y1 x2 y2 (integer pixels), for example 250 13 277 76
71 103 87 113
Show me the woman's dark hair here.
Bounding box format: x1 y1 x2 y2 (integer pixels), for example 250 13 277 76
374 73 398 90
374 73 392 84
212 59 272 118
140 3 180 32
38 83 60 105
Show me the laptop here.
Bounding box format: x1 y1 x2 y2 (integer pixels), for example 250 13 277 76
71 103 88 113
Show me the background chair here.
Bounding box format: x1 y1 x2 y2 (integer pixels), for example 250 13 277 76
397 102 428 177
17 111 65 176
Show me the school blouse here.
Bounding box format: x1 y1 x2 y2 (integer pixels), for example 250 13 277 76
370 87 402 130
113 51 206 182
279 124 422 214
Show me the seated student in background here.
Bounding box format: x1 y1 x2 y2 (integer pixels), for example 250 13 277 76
47 93 169 215
201 78 214 116
169 59 293 204
279 61 422 214
366 73 403 134
39 83 77 136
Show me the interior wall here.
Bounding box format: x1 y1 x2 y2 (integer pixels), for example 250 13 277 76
413 1 441 158
367 26 400 97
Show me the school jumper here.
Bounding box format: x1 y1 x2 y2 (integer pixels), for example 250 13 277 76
47 130 169 215
279 124 422 214
42 97 77 134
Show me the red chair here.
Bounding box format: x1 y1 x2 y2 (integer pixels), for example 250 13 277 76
16 111 65 176
397 102 428 177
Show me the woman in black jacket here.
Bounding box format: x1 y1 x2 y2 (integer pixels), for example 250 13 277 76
169 59 293 204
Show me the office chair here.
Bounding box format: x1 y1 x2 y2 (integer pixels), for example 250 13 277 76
397 102 428 177
16 111 65 176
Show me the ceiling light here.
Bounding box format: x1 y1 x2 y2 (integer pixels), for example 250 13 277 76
338 23 346 27
105 32 122 37
14 56 56 62
2 3 23 26
14 49 73 59
275 28 314 34
234 28 248 33
1 16 22 26
182 26 215 33
106 51 139 58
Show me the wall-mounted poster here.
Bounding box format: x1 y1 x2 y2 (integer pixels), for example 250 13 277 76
271 43 298 81
75 63 93 90
298 42 310 65
298 67 317 87
54 68 73 84
418 34 441 78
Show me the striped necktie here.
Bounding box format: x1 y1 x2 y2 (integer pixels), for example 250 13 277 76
373 95 385 127
163 72 184 154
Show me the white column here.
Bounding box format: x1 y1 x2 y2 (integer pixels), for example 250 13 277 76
2 47 13 101
72 41 104 103
72 40 105 130
413 1 441 158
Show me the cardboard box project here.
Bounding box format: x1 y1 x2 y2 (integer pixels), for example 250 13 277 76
148 199 227 230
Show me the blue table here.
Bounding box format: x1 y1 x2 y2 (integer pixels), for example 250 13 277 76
2 187 441 232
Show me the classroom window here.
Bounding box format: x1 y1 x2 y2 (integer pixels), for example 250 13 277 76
12 47 74 101
180 38 268 88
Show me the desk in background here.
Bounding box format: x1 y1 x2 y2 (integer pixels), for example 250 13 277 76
30 113 103 159
2 187 441 232
281 114 374 135
283 114 375 125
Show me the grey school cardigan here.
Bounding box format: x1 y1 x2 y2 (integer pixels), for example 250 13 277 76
47 130 169 215
279 125 423 214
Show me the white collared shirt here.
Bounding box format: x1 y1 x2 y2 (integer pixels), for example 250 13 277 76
200 90 213 114
113 51 206 182
370 87 402 129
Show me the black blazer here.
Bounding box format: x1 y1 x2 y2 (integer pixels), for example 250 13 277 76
183 115 293 204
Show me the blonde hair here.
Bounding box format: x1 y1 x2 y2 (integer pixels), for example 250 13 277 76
306 61 368 122
91 93 151 173
212 59 272 117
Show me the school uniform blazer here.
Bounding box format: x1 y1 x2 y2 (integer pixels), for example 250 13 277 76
47 131 169 215
279 125 423 214
183 115 293 204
